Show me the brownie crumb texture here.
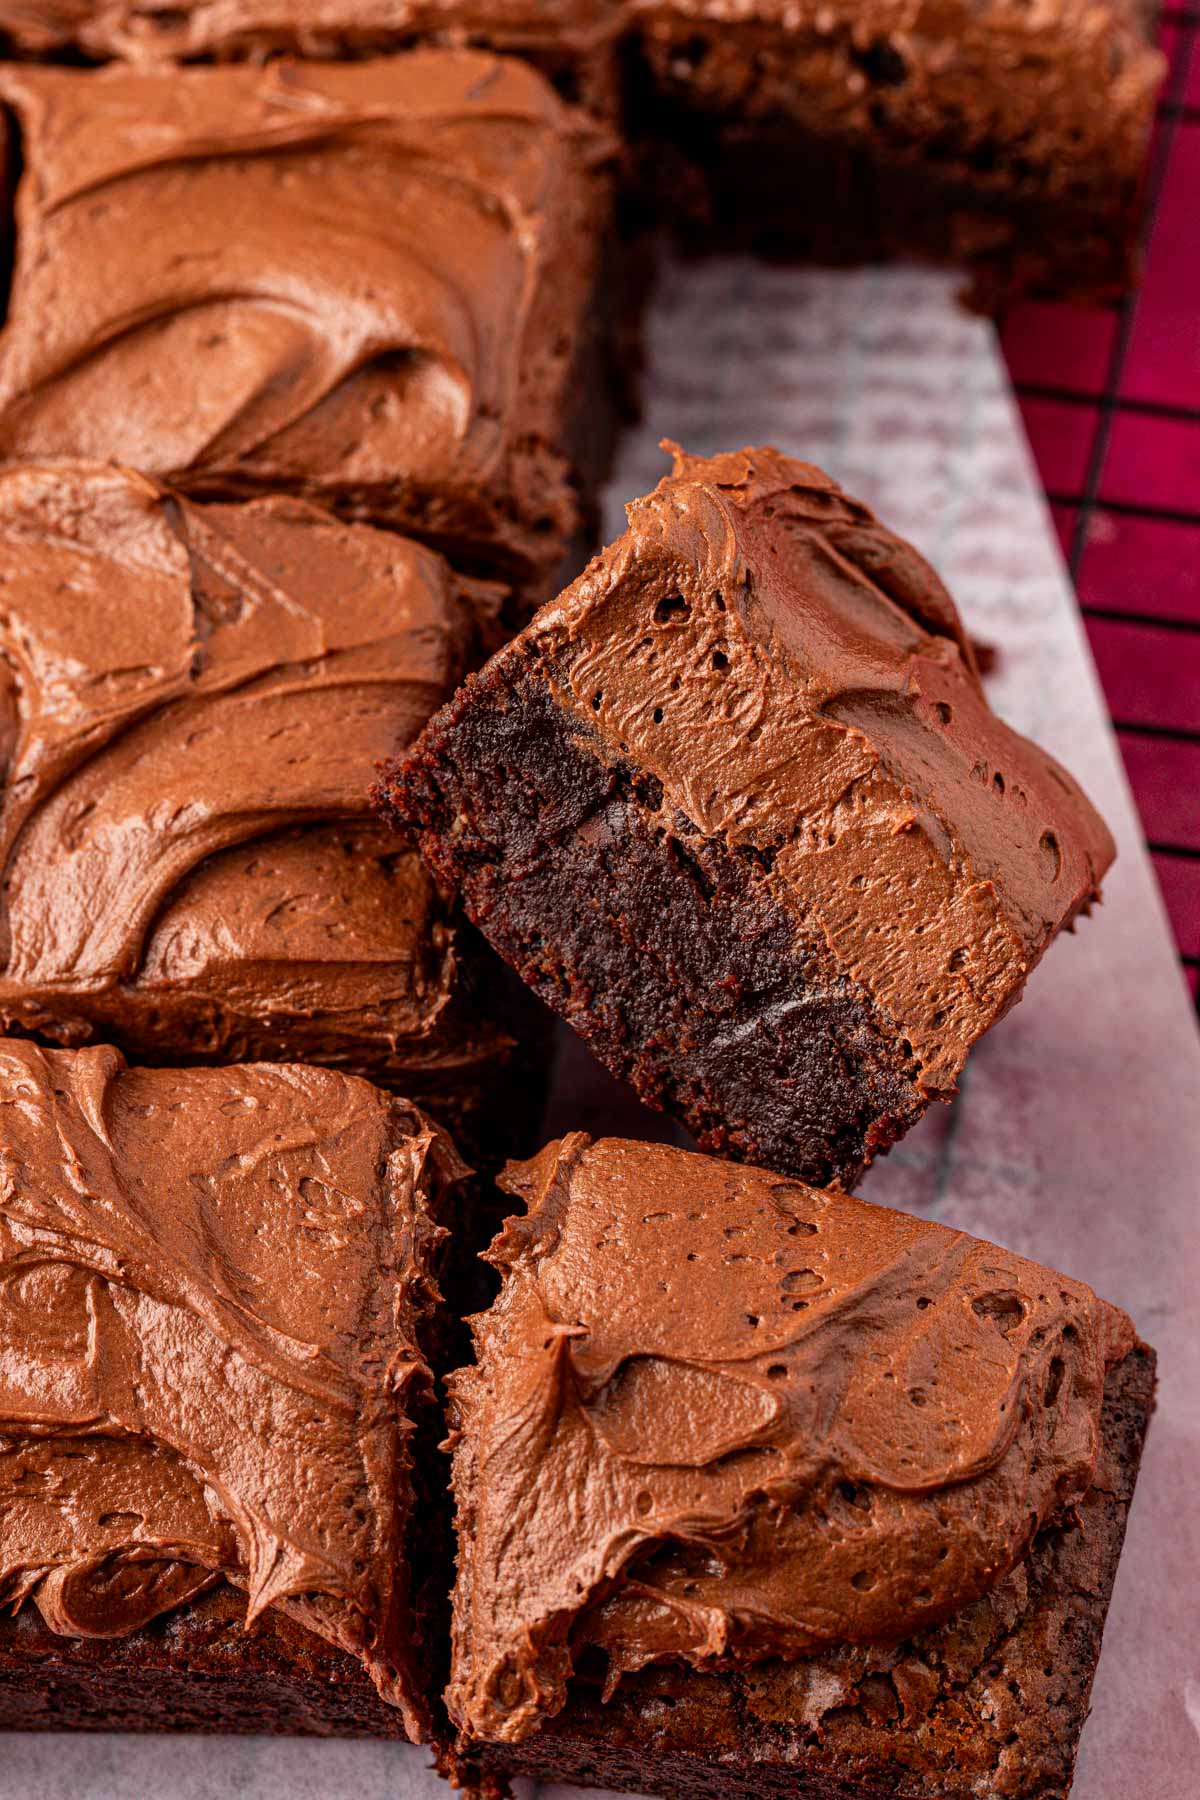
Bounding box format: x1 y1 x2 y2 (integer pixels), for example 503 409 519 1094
381 447 1114 1191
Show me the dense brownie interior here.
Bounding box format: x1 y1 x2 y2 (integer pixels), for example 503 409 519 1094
381 444 1114 1192
387 649 927 1187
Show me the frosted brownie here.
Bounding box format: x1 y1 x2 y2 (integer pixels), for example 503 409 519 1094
0 1040 464 1740
0 3 1162 305
629 0 1164 305
379 443 1115 1187
0 51 616 615
447 1133 1154 1797
0 462 525 1137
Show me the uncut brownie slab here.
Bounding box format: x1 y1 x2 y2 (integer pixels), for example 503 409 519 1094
0 0 622 115
447 1133 1155 1799
0 1039 464 1740
379 443 1115 1189
0 50 616 615
0 461 528 1139
629 0 1164 307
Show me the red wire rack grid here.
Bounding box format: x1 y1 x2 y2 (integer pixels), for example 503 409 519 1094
1001 7 1200 1021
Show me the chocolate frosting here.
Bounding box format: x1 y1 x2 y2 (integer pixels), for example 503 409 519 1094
529 443 1114 1099
446 1133 1135 1743
0 52 611 591
0 461 512 1101
0 0 617 63
0 1038 463 1738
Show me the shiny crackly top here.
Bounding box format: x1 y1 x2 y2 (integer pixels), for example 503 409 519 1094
0 0 617 60
446 1133 1135 1743
0 461 503 1082
0 1039 460 1739
529 443 1115 1096
0 53 608 576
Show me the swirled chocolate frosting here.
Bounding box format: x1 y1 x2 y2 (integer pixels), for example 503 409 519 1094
0 461 513 1108
538 443 1114 1099
0 1039 463 1739
446 1134 1135 1744
0 0 618 71
0 52 612 597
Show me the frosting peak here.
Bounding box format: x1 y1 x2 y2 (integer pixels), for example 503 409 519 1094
446 1134 1133 1743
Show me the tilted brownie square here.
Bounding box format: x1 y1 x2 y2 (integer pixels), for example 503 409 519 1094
446 1133 1155 1798
0 0 622 117
629 0 1164 306
379 444 1115 1189
0 50 616 614
0 1039 465 1740
0 461 530 1142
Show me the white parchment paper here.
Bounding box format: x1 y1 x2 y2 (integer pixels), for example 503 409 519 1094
4 260 1197 1799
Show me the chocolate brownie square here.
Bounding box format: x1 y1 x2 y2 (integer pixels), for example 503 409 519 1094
0 50 616 614
0 1038 465 1740
379 444 1115 1189
0 461 532 1142
629 0 1164 306
0 0 622 116
447 1133 1155 1799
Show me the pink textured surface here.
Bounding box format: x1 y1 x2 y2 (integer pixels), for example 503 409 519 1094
1086 617 1200 732
1020 396 1099 491
1048 500 1077 556
1152 853 1200 956
1000 8 1200 1016
1100 411 1200 511
1002 303 1117 393
1122 125 1200 407
1116 733 1200 847
1076 510 1200 622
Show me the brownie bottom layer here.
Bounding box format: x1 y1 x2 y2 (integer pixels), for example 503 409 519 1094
0 1587 405 1737
463 1342 1155 1800
382 652 927 1189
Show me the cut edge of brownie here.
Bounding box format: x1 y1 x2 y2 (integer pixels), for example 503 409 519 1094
0 1585 412 1738
0 901 552 1178
634 115 1150 312
625 13 1162 309
376 640 929 1191
452 1341 1156 1800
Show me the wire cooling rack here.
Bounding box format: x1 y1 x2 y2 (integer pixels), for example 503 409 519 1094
1001 8 1200 1024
